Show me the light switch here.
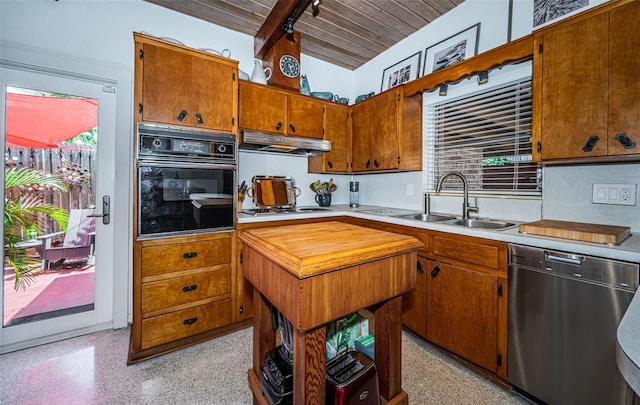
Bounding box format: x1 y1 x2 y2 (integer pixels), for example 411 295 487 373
592 183 637 206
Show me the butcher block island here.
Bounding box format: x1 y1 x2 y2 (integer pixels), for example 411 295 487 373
240 221 423 405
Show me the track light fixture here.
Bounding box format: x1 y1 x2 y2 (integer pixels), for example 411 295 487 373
281 17 295 35
279 0 322 35
312 0 322 16
477 71 489 85
439 84 448 96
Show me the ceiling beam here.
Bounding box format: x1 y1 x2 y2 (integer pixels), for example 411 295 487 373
254 0 311 59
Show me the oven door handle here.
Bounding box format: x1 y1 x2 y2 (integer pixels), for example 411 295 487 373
87 195 110 225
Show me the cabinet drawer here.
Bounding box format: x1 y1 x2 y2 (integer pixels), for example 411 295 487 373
140 299 231 349
141 268 231 314
432 235 500 270
384 224 429 255
141 238 231 277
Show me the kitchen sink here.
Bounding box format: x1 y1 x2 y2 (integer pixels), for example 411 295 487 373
396 213 456 222
442 218 517 230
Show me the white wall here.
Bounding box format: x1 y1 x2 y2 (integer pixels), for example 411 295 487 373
352 0 511 99
2 0 638 294
238 152 351 209
350 0 532 220
347 0 640 231
543 164 640 231
0 0 354 325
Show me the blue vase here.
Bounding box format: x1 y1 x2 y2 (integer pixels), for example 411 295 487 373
355 91 375 103
300 74 311 95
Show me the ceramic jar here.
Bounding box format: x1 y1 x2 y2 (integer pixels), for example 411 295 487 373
251 59 272 84
315 193 331 207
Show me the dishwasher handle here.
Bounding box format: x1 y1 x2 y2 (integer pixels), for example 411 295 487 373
545 252 584 266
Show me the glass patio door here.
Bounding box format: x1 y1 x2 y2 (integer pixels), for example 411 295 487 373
0 66 116 352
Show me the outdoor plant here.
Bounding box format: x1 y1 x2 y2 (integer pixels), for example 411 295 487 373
4 167 68 290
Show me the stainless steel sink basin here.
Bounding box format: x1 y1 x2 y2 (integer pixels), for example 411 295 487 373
396 213 456 222
295 207 331 212
443 218 516 229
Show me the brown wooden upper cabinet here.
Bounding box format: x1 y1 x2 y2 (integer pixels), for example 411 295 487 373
532 0 640 161
239 81 324 139
134 33 238 133
352 89 399 171
308 103 351 173
351 87 422 172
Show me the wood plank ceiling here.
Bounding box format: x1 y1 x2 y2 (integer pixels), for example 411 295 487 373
143 0 463 70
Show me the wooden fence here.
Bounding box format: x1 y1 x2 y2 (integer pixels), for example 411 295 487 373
5 143 97 234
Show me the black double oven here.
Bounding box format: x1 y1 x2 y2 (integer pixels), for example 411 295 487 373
136 123 236 239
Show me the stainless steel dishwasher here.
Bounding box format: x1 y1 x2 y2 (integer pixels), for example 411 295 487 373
508 244 639 405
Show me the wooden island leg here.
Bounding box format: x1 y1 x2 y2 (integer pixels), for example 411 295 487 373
293 325 326 405
375 296 405 403
248 289 276 404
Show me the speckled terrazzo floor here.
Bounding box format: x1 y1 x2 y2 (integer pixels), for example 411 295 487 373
0 326 531 405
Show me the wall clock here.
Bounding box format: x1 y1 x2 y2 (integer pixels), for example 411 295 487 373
263 32 301 91
279 54 300 78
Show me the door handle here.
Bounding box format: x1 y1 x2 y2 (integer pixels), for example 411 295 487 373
87 195 110 225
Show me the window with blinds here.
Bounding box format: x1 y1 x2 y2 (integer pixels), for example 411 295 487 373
423 77 540 195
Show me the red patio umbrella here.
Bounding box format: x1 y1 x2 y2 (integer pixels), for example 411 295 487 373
5 93 97 148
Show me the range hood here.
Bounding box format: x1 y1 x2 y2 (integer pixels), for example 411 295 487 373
239 130 330 156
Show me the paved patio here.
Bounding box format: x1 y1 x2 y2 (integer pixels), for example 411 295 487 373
3 263 94 327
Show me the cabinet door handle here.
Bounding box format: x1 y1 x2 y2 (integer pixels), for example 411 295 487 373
366 160 371 168
289 123 296 133
327 161 333 169
615 133 636 149
417 261 424 274
183 317 198 325
430 266 441 278
582 135 599 152
373 160 379 168
195 112 204 125
182 285 198 292
176 109 188 121
275 122 282 131
182 251 198 259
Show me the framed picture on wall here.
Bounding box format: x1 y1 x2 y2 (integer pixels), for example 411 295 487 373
534 0 589 27
381 51 422 92
423 23 480 75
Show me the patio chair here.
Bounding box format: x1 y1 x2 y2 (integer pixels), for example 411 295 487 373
35 209 96 269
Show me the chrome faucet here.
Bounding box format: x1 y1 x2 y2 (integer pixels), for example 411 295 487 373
435 171 478 219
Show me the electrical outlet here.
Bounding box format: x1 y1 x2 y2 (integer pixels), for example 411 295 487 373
406 184 414 196
592 183 636 206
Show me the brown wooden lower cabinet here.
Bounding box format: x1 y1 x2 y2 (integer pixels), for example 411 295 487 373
129 216 508 381
402 256 428 338
141 268 230 314
426 260 498 373
141 299 232 349
129 232 249 363
353 218 508 380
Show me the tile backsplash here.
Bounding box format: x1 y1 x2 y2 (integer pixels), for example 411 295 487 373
543 163 640 231
239 152 639 231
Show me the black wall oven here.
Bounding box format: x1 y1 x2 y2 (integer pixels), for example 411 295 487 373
136 123 237 239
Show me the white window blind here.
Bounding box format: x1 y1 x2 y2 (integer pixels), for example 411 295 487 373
424 77 540 194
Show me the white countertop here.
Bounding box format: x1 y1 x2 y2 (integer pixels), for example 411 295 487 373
239 204 640 261
238 204 640 393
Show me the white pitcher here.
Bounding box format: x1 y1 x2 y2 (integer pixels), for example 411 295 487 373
250 59 272 84
198 48 231 58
